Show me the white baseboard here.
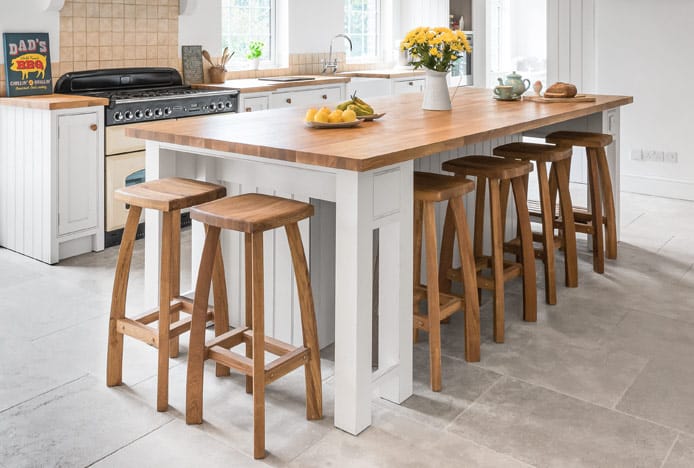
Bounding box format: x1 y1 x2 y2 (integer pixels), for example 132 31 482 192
621 174 694 201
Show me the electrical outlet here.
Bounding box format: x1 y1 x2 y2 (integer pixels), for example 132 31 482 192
630 149 643 160
643 150 657 161
665 151 678 163
654 151 665 162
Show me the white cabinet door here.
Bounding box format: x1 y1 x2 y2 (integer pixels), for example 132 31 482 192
270 86 343 108
241 95 270 113
392 78 425 95
58 112 100 236
347 78 391 99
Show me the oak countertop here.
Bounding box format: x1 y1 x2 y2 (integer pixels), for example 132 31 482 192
338 69 425 79
126 87 633 172
193 75 351 94
0 94 109 110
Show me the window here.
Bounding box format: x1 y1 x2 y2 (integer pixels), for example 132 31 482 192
344 0 380 61
221 0 274 64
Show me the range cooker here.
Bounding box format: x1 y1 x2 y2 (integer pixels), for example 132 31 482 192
55 67 239 247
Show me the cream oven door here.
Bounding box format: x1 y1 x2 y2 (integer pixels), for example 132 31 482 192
105 151 145 232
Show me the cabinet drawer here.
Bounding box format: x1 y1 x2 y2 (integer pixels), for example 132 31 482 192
270 86 342 108
106 125 145 155
392 78 425 95
242 95 270 112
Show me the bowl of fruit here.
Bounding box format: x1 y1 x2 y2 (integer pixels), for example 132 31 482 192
304 93 384 128
338 93 385 121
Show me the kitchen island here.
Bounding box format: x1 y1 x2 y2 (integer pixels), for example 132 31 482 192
127 87 632 436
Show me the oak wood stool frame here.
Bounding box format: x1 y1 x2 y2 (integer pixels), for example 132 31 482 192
185 193 322 460
412 172 480 391
107 177 229 412
545 131 617 273
493 142 578 305
441 156 537 343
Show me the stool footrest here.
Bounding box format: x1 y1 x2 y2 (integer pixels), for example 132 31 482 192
447 261 523 291
265 347 310 385
208 346 253 375
413 286 464 331
207 327 249 350
116 318 157 346
242 330 295 356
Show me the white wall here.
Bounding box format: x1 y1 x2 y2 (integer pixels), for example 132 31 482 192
0 0 61 63
287 1 344 54
178 0 221 53
595 0 694 200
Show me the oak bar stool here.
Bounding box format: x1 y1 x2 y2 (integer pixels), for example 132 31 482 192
185 193 322 460
493 142 578 305
413 172 480 391
441 156 537 343
107 177 229 412
545 131 617 273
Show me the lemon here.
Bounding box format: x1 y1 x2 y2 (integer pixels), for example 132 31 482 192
305 107 318 122
328 109 343 123
341 108 357 122
313 109 330 123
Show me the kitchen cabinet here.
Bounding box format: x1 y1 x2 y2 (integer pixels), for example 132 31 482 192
270 85 344 109
0 101 105 264
391 77 426 94
239 94 270 113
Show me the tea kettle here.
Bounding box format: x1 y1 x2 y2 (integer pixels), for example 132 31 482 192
498 71 531 96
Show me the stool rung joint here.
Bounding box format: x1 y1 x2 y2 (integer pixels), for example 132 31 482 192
265 347 310 385
116 318 157 346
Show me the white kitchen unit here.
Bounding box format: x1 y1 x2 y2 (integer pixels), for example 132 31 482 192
346 78 392 99
239 93 270 113
269 83 344 109
391 76 426 95
0 98 105 264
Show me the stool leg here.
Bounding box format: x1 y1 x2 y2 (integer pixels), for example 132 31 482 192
488 179 505 343
555 159 578 287
449 197 480 362
413 200 424 344
596 146 618 260
185 226 221 425
587 150 605 273
212 235 231 377
245 233 254 394
473 177 486 303
107 205 142 387
157 211 174 412
536 162 557 305
169 210 181 359
438 202 455 295
286 222 323 420
511 177 537 322
423 201 442 391
548 163 559 222
250 231 266 460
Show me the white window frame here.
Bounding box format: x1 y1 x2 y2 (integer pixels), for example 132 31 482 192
344 0 384 64
221 0 278 68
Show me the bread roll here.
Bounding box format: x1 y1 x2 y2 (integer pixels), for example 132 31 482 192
544 82 577 98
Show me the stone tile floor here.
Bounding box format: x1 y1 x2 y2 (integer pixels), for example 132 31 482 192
1 192 693 467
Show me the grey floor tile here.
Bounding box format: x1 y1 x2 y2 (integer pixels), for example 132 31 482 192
0 375 172 467
289 405 531 468
617 355 694 434
0 336 88 412
663 434 694 468
449 377 677 468
93 419 265 468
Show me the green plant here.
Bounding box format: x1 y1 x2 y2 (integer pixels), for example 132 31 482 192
246 41 264 60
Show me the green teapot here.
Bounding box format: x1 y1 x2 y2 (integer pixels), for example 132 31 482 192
497 71 531 96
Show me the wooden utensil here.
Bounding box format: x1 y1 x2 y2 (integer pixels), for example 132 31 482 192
221 47 229 66
202 50 214 66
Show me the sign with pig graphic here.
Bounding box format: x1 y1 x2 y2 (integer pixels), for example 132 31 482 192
3 33 53 97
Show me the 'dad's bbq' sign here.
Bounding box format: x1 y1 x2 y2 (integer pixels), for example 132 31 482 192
3 33 53 97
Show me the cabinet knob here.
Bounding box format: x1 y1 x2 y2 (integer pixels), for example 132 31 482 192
286 98 292 104
89 124 98 131
408 81 414 86
322 94 327 99
245 107 252 112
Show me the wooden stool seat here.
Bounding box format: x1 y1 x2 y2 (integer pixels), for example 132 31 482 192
493 142 578 305
545 131 617 272
414 172 475 201
114 177 226 212
413 172 480 392
107 177 229 412
493 142 572 163
546 131 613 148
442 155 533 180
186 193 322 459
442 156 537 343
190 193 313 233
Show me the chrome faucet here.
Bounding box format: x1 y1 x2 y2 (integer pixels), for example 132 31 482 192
321 34 352 74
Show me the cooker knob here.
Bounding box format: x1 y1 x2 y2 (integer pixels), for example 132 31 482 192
113 112 124 121
124 111 133 120
218 102 224 110
154 108 163 117
225 101 233 109
164 107 172 116
144 109 153 118
134 110 143 119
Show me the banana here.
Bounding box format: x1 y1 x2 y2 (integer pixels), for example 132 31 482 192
349 92 375 115
337 100 352 111
347 104 371 117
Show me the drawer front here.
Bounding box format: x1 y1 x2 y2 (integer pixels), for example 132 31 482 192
106 125 145 155
392 78 425 95
270 86 342 108
242 95 270 112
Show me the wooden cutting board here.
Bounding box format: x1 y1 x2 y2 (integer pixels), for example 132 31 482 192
523 94 597 103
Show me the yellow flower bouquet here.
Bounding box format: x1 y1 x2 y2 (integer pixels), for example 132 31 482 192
400 26 472 72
